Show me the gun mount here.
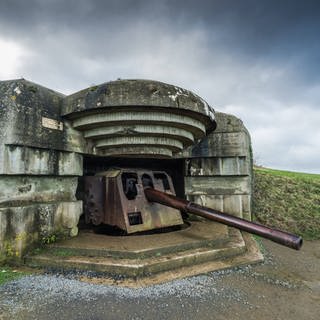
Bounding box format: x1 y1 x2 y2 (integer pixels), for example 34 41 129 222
84 168 302 250
84 168 184 234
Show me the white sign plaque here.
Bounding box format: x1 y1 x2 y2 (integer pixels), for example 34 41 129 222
42 117 63 131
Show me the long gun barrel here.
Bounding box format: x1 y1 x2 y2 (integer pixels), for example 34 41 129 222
144 187 303 250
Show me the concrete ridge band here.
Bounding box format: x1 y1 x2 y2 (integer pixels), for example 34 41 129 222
71 111 206 138
83 125 195 145
95 146 174 158
94 136 184 152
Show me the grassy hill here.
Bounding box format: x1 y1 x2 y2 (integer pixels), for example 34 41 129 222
253 167 320 240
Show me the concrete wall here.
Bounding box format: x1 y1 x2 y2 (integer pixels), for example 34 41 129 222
0 145 82 176
0 80 83 262
180 112 252 220
0 148 83 261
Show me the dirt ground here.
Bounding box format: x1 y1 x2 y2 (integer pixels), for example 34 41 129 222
0 238 319 320
213 238 320 320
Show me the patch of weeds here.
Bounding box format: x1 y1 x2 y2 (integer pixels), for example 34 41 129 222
0 267 28 286
252 235 267 254
41 234 57 245
50 248 76 257
31 247 45 255
4 242 15 257
28 85 38 93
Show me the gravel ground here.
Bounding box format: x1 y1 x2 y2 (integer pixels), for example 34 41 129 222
0 239 319 320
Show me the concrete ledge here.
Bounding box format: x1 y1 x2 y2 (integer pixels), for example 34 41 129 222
84 232 263 287
62 79 215 130
0 176 78 207
24 221 263 285
130 232 263 287
25 236 245 278
185 156 250 176
185 176 250 196
1 145 83 175
48 221 229 259
187 194 251 219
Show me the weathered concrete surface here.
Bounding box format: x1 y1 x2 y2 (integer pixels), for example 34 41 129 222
0 201 82 261
185 156 250 176
50 221 229 258
187 194 251 220
24 222 262 281
180 112 251 158
185 176 250 195
0 79 85 261
0 176 78 207
180 112 253 220
0 174 82 260
71 111 206 157
0 79 64 150
0 79 216 158
95 136 184 152
188 131 250 157
62 79 216 158
0 146 82 175
97 146 174 158
0 172 83 261
84 125 195 144
0 79 88 154
62 79 215 127
72 111 207 135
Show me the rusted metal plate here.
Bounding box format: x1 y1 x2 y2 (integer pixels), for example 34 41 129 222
84 176 105 225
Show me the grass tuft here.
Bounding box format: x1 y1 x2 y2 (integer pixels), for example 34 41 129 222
0 267 28 286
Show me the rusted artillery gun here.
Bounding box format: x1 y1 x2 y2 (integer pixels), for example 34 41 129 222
144 187 302 250
84 168 302 250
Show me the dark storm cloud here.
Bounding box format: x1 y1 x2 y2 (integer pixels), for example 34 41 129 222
1 0 319 86
1 1 319 64
0 0 319 172
2 0 320 50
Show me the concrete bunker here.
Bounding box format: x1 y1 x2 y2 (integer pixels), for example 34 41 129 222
0 78 260 279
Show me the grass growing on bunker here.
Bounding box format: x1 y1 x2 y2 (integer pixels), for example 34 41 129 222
253 167 320 240
0 267 28 285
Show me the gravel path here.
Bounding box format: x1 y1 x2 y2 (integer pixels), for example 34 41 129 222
1 239 319 320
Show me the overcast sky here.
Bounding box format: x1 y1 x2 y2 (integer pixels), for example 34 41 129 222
0 0 319 173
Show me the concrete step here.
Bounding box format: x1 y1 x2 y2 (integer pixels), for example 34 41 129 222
47 220 230 259
24 220 264 285
24 229 246 278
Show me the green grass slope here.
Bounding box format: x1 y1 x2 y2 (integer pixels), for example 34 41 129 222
253 167 320 240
